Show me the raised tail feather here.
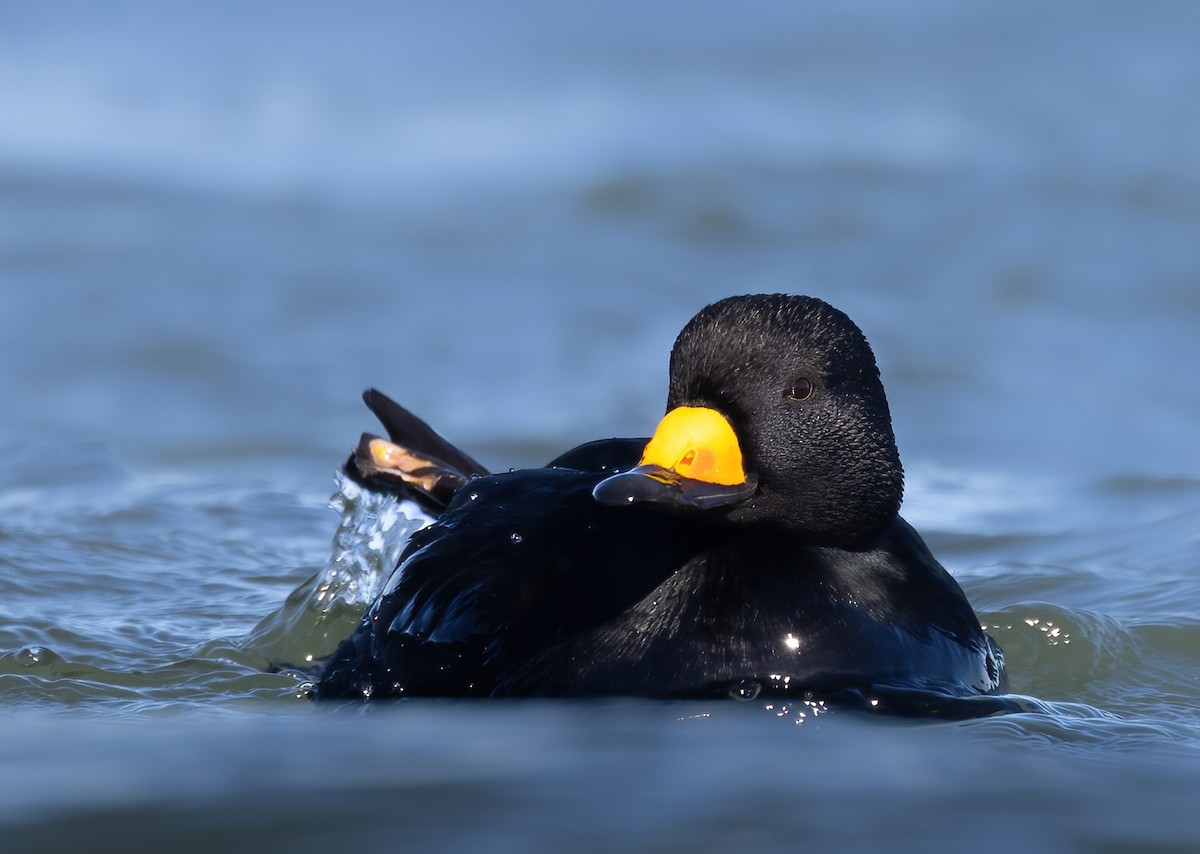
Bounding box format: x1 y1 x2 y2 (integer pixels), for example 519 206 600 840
344 389 490 510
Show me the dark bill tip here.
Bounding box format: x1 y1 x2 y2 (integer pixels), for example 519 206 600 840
592 464 756 510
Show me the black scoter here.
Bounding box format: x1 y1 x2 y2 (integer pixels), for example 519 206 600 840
316 294 1006 708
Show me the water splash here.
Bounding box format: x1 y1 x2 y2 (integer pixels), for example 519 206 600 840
236 470 434 673
313 473 434 609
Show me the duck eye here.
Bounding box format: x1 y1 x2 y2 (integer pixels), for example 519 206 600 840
786 379 814 401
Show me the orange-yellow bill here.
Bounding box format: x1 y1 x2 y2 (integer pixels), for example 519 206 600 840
593 406 755 510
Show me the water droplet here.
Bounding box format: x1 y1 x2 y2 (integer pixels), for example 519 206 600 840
468 492 479 501
510 532 523 544
16 646 57 667
728 680 761 701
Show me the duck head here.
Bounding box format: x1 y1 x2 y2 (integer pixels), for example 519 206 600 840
594 294 904 548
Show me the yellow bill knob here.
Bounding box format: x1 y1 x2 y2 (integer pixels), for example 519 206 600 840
638 406 747 486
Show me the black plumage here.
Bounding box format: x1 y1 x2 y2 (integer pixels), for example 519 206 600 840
317 294 1005 705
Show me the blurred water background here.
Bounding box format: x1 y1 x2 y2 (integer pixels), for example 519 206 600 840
2 1 1200 850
